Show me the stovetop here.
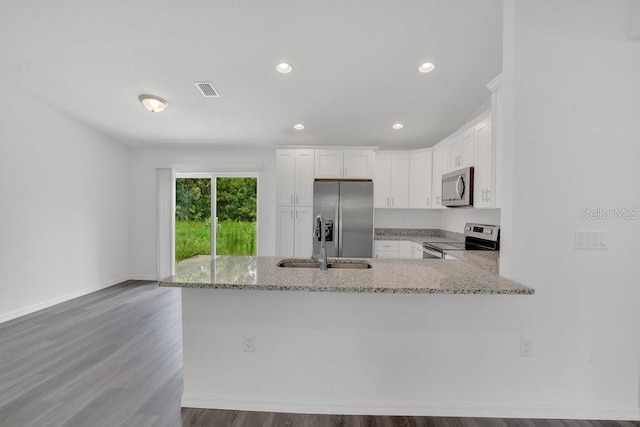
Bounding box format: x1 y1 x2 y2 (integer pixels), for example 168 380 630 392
422 223 500 254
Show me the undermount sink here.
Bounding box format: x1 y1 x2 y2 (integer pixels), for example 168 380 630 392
276 259 372 269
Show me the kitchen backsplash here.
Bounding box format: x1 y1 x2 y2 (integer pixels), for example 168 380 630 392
375 228 465 241
374 208 500 233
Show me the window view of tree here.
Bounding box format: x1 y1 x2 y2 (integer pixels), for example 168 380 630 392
175 177 257 263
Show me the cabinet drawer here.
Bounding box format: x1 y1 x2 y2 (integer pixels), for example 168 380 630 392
374 240 399 251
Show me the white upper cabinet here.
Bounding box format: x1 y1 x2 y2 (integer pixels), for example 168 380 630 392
343 150 375 178
276 149 314 207
409 150 433 209
374 153 409 208
432 142 449 209
315 149 374 179
448 126 475 171
473 115 494 208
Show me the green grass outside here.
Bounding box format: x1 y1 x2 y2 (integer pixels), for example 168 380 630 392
175 220 256 262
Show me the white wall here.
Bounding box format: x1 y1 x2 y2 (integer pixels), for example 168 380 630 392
501 0 640 417
129 146 277 279
375 208 500 233
0 81 130 323
374 209 440 229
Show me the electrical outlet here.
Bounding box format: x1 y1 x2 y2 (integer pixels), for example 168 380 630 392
243 335 255 352
575 231 608 250
520 338 533 357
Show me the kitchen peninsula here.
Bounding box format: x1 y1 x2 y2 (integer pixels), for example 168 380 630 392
160 256 532 294
161 256 534 415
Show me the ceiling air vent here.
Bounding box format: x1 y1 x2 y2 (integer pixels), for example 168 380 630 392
194 81 219 97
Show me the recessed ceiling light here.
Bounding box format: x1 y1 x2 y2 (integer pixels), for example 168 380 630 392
392 123 404 130
138 94 169 113
276 63 293 74
418 62 436 73
293 123 305 130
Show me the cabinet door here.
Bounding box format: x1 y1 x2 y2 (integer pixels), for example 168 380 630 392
432 145 447 208
374 153 391 208
460 126 475 168
294 206 313 257
473 116 493 208
412 242 424 259
374 240 398 258
276 207 295 257
294 150 314 206
449 127 475 170
276 150 295 206
389 154 410 208
315 150 343 178
409 150 432 208
343 150 374 179
398 241 413 259
448 135 462 172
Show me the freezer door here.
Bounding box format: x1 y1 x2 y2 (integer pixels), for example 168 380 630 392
338 181 374 257
312 182 339 257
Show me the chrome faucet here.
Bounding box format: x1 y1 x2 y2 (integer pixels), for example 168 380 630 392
311 215 328 270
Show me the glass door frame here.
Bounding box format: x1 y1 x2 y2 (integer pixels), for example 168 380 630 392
175 172 260 257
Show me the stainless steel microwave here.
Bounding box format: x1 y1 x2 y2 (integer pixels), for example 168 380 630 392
442 167 474 207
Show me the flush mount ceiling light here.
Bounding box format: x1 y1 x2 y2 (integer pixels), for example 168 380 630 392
392 123 404 130
418 62 436 73
276 62 293 74
138 94 169 113
293 123 305 130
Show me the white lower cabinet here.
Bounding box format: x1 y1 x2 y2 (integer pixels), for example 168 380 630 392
276 206 313 257
375 240 423 259
411 242 424 259
398 241 413 259
374 240 399 258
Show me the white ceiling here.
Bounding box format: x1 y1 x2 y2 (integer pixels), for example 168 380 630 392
0 0 503 149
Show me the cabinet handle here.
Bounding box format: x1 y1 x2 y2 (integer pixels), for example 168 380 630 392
486 189 491 201
340 165 343 176
295 195 298 203
392 197 395 206
295 209 298 218
344 165 348 176
427 196 430 206
290 209 293 219
290 195 294 204
387 197 390 206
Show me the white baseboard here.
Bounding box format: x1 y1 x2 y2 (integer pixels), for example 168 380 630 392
0 276 130 324
128 275 158 281
182 394 640 420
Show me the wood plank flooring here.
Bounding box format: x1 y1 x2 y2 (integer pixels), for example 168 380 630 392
0 281 638 426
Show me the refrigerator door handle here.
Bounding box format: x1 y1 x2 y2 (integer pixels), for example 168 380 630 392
338 203 343 257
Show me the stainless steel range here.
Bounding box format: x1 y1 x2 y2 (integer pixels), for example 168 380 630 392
422 223 500 259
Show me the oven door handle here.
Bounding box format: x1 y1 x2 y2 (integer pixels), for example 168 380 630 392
422 246 445 259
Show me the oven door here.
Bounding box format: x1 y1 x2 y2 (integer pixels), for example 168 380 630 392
422 245 445 259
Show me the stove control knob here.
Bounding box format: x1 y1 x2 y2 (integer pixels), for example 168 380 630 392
485 229 492 234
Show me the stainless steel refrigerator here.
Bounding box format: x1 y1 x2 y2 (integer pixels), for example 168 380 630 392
312 180 374 258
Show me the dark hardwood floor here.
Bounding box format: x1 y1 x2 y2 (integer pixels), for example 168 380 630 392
0 281 638 427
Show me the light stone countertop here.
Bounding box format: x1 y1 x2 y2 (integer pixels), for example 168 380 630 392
375 231 500 274
159 256 533 295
